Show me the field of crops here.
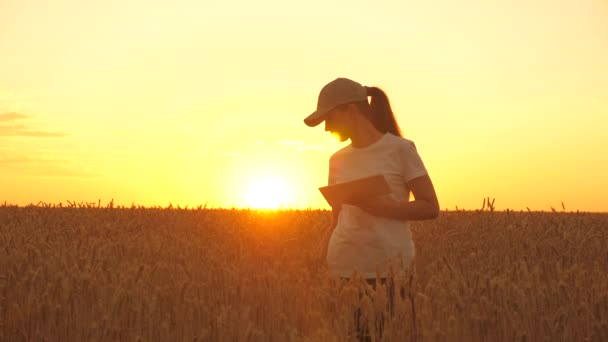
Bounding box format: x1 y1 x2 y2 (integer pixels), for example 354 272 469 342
1 204 607 341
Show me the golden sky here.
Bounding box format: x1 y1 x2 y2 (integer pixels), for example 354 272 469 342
1 0 607 211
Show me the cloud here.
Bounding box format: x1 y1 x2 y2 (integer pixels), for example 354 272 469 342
0 111 66 137
279 140 305 146
0 112 28 121
9 130 65 137
0 149 98 179
278 140 325 152
30 165 99 179
296 144 325 152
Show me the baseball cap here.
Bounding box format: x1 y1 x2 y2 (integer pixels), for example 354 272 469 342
304 77 368 127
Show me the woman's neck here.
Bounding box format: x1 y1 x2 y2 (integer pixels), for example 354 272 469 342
350 121 385 148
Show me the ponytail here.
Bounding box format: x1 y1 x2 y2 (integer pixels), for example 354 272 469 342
361 86 402 137
350 87 401 136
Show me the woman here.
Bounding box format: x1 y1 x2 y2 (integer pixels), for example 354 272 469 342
304 77 439 340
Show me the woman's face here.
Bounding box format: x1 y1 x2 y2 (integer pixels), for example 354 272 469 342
324 105 354 142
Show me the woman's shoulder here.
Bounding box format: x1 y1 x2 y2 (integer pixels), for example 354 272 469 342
385 133 417 149
329 144 352 161
382 134 425 164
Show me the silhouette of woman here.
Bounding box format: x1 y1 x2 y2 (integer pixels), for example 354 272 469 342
304 77 439 341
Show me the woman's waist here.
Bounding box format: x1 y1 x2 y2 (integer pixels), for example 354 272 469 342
332 222 413 248
337 209 410 231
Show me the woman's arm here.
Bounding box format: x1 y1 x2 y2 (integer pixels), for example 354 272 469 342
315 205 340 263
352 174 439 221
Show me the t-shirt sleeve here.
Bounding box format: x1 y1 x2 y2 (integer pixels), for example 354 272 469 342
400 140 428 182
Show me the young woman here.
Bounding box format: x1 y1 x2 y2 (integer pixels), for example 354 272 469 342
304 77 439 340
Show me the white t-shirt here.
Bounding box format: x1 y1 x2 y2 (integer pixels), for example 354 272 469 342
326 132 428 278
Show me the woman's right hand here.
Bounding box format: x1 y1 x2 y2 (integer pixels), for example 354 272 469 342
313 207 340 267
312 227 330 266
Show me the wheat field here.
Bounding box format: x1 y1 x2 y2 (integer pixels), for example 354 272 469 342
1 203 607 341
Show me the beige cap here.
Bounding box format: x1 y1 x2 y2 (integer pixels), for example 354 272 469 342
304 77 368 127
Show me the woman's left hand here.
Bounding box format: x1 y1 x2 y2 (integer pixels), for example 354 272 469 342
346 196 402 218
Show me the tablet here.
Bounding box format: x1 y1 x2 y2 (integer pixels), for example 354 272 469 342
319 174 391 207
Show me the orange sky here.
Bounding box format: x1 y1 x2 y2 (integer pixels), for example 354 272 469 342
1 0 607 211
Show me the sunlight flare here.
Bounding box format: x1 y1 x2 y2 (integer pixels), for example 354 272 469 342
245 176 293 209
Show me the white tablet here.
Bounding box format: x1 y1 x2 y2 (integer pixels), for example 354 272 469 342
318 174 391 207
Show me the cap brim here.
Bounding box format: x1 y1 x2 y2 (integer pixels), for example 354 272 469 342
304 108 330 127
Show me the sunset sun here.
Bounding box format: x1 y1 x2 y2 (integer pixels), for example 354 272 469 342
245 176 293 209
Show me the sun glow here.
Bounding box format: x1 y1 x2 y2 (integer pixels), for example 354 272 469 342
245 176 293 209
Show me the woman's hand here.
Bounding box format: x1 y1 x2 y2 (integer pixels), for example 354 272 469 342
345 175 440 221
346 196 403 218
314 227 333 265
312 206 340 267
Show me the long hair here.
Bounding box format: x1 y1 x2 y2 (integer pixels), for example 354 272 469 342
357 86 402 137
